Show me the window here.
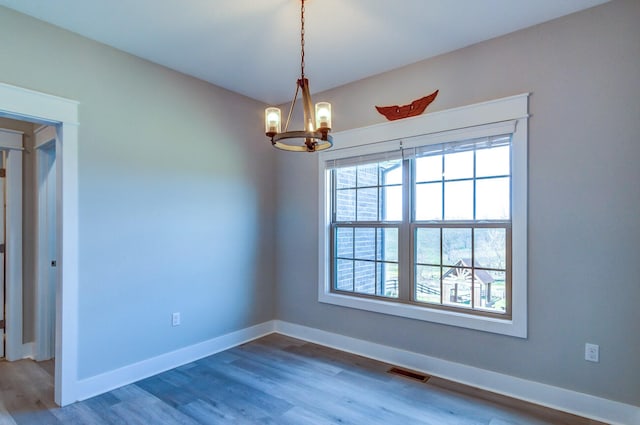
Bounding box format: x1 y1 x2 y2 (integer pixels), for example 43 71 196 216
319 94 528 337
330 135 511 316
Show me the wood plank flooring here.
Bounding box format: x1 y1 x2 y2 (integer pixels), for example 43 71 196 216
0 334 607 424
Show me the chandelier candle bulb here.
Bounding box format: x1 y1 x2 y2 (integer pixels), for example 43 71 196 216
315 102 332 130
265 107 281 136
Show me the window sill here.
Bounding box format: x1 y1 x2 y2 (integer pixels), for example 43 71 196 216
318 291 527 338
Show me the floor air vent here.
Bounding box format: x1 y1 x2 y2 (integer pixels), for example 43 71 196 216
387 367 430 382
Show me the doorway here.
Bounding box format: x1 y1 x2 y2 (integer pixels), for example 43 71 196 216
0 122 56 373
0 81 79 406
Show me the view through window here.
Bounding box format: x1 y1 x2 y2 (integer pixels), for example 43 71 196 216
330 135 512 317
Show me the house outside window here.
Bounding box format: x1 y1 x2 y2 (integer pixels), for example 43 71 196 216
319 94 529 337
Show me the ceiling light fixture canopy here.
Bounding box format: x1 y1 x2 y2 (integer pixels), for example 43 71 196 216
265 0 332 152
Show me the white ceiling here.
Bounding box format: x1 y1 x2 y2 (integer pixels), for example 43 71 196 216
0 0 608 104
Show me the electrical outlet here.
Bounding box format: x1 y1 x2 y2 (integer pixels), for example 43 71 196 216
585 343 599 362
172 312 181 327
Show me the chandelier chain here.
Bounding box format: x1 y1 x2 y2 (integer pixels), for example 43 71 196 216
300 0 305 78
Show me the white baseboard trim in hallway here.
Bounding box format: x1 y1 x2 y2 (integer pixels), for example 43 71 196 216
273 320 639 425
72 319 638 425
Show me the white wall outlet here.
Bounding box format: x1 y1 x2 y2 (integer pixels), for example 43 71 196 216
172 312 181 327
585 343 599 362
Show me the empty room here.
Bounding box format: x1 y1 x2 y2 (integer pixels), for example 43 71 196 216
0 0 638 424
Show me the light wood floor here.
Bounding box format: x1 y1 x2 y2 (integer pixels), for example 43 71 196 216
0 334 607 424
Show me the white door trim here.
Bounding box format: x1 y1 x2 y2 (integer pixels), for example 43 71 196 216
0 129 24 362
0 82 79 406
35 125 57 361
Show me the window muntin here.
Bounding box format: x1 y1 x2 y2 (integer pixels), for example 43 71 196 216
330 136 512 318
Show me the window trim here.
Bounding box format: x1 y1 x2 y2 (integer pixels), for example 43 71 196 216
318 94 529 338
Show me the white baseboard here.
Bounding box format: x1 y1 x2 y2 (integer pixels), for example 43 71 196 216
74 321 276 402
71 319 638 425
274 320 639 425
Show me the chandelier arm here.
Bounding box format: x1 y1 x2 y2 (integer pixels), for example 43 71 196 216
283 82 300 133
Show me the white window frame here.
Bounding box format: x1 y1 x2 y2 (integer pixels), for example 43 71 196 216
318 93 529 338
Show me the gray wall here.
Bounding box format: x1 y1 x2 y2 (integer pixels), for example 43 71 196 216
0 7 276 378
0 117 36 344
276 0 640 406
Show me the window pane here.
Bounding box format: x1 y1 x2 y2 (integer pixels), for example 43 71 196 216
378 228 398 262
336 259 353 291
473 270 506 313
476 177 510 220
416 155 442 183
444 180 473 220
356 188 378 221
416 228 440 265
336 189 356 221
381 186 402 221
336 167 356 189
354 261 376 295
380 160 402 185
444 151 473 180
415 182 442 220
442 228 472 266
381 263 399 298
474 228 506 270
442 266 473 308
476 145 510 178
415 265 441 304
354 228 375 260
336 227 353 259
357 164 378 187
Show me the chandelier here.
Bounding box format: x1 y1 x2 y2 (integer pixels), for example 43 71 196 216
264 0 333 152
